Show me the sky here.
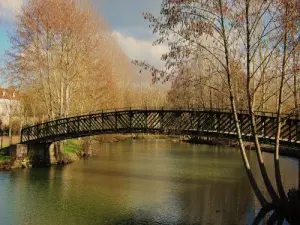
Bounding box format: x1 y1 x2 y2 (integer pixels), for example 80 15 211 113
0 0 168 73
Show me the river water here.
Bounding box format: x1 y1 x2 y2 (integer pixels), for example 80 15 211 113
0 139 298 225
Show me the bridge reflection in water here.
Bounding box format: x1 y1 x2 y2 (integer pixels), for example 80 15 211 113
21 108 300 146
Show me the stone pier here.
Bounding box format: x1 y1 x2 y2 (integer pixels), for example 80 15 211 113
10 144 28 160
10 143 56 167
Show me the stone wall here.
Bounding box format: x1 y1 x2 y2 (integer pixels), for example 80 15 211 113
9 144 30 168
9 141 84 168
9 143 58 167
10 144 28 160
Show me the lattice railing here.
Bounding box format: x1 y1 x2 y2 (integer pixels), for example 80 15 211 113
20 108 300 145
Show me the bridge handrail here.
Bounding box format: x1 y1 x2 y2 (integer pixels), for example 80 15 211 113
20 107 300 145
21 107 296 134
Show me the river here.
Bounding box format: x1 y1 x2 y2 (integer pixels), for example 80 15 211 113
0 139 298 225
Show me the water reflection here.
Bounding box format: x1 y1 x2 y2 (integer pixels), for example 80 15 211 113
0 140 298 225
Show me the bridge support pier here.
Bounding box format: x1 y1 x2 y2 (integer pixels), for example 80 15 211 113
10 142 64 167
27 143 55 167
10 144 30 168
10 144 28 160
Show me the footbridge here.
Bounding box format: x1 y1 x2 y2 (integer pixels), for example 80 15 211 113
21 108 300 145
11 108 299 166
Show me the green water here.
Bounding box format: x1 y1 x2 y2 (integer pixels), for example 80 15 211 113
0 140 298 225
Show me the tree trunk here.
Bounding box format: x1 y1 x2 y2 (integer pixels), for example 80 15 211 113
9 127 12 146
19 115 23 143
8 114 12 146
274 12 289 201
291 10 298 114
259 17 266 112
291 19 299 192
218 0 269 207
245 0 279 203
60 76 64 118
230 87 269 207
65 85 70 117
298 159 300 191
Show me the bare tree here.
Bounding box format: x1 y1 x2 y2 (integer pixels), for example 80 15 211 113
5 0 138 162
134 0 300 221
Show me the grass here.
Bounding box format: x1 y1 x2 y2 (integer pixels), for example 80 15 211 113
0 144 10 149
63 139 82 155
0 153 10 161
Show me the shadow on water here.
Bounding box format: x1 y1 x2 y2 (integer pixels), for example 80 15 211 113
246 158 300 225
98 141 300 225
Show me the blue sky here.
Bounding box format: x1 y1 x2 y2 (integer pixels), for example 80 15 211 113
96 0 161 40
0 23 13 58
0 0 167 68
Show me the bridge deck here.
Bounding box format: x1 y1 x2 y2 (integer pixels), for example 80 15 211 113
21 108 300 147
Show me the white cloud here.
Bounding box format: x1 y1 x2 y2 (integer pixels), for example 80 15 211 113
112 31 171 88
112 31 168 68
0 0 24 22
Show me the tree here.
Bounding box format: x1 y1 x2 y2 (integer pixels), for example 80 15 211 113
5 0 138 162
6 0 120 118
134 0 300 222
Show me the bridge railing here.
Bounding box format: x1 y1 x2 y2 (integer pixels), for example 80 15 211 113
21 107 300 144
21 107 290 132
80 107 297 119
27 107 288 123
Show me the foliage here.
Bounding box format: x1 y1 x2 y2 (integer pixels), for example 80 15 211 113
5 0 138 121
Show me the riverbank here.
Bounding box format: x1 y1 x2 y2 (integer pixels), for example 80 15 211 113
1 134 173 171
93 133 174 143
185 137 300 159
0 136 19 171
0 153 11 171
2 134 299 171
50 134 178 166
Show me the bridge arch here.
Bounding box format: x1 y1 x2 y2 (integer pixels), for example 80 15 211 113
21 108 300 145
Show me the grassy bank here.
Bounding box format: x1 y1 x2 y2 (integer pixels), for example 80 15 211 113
1 134 175 170
63 139 82 155
0 152 11 171
0 136 19 170
60 139 85 164
93 133 173 144
61 134 178 163
9 134 296 170
0 155 10 161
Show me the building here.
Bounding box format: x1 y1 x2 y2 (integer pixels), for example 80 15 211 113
0 87 21 126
